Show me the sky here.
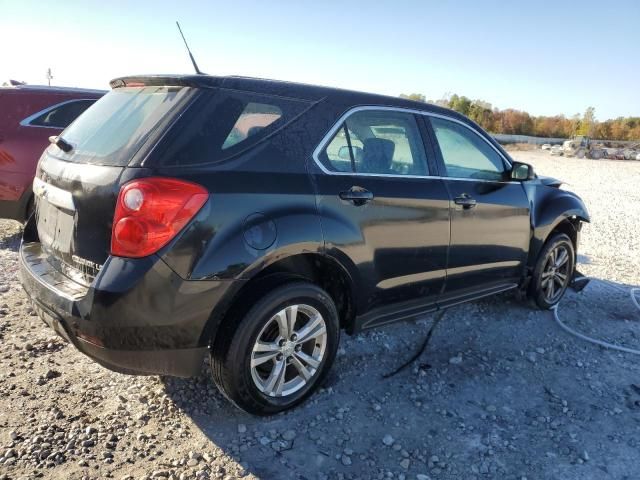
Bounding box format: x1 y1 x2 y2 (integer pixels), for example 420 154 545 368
1 0 639 120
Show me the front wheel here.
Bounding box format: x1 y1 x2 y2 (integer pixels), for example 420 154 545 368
529 233 575 309
210 282 339 415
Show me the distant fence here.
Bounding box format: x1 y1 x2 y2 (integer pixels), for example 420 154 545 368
492 133 638 147
492 134 566 145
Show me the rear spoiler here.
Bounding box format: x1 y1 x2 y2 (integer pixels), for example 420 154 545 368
109 75 223 90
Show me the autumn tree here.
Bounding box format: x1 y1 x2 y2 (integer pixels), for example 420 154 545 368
397 93 640 140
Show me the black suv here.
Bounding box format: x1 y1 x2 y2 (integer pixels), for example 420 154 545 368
20 75 589 414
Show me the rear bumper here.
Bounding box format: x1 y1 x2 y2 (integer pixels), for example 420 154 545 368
28 297 206 376
19 240 241 377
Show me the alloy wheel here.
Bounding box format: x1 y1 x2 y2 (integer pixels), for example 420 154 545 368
250 304 327 397
541 244 571 303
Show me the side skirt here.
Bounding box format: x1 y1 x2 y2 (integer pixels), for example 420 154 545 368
354 282 518 333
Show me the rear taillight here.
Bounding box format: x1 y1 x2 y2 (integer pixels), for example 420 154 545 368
111 177 208 258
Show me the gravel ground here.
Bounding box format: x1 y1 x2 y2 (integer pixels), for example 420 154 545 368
0 150 639 480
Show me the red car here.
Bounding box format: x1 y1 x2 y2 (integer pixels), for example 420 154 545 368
0 83 104 221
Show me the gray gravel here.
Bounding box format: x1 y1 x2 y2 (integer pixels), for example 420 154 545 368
0 151 639 480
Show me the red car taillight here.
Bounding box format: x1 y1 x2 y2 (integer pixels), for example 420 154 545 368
111 177 208 258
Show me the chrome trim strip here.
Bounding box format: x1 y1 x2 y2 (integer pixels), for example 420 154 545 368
311 105 515 184
377 269 445 290
19 98 96 129
446 260 521 276
33 177 75 211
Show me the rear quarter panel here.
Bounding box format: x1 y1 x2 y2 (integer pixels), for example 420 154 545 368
154 115 326 281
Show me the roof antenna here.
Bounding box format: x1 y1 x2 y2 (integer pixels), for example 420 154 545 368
176 21 203 75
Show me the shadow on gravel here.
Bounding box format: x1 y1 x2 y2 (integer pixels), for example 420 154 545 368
160 368 295 479
159 359 349 479
155 293 537 479
557 277 640 342
0 223 22 252
152 285 640 478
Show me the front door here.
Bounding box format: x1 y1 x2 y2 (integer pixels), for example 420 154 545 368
311 108 450 327
426 116 530 303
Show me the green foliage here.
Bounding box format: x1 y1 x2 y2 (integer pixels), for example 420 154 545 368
447 94 473 116
398 93 639 140
577 107 596 136
399 93 426 102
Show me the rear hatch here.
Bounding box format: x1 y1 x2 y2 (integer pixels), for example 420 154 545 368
33 85 194 285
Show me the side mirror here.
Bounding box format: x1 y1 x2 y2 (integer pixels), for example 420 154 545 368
511 161 535 181
337 145 364 162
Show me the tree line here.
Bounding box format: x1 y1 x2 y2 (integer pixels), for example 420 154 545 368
399 93 640 141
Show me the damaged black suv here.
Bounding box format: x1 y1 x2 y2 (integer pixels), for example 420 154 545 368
20 74 589 414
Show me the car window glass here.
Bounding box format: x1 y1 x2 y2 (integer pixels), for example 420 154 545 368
54 86 192 166
158 89 309 166
324 125 363 172
222 102 282 150
321 110 428 176
431 117 506 180
29 100 96 129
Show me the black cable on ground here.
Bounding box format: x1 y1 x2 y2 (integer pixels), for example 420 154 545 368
383 309 447 379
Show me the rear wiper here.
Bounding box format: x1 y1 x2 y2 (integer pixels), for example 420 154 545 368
48 135 73 153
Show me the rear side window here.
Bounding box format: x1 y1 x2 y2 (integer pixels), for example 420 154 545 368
52 86 193 166
28 99 96 129
319 110 428 176
159 89 309 166
222 103 282 149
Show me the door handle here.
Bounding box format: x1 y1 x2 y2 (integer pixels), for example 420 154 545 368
454 194 477 209
339 187 374 206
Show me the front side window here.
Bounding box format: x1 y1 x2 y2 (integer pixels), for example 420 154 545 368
430 117 507 181
27 99 96 129
321 110 428 176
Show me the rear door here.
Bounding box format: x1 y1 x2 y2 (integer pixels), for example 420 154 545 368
32 86 194 282
311 108 450 328
425 115 530 303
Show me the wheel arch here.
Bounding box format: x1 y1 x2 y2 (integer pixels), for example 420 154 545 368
526 188 589 270
199 252 358 347
528 214 585 270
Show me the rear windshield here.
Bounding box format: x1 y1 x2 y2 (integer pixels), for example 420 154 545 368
50 86 193 166
157 88 311 166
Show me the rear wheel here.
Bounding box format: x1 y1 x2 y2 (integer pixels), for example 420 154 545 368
530 233 575 309
24 196 34 225
210 282 339 415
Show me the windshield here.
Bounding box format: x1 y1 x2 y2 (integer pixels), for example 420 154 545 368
50 86 193 166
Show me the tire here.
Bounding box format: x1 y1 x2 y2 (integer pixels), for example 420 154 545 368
210 282 340 415
24 196 34 225
529 233 575 309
